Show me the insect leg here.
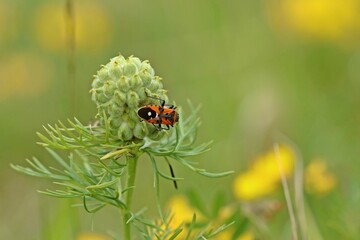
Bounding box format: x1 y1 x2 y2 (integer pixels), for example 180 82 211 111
165 157 178 189
157 118 162 131
147 95 165 107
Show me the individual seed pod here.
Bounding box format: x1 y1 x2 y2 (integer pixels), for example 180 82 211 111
103 81 116 98
97 66 110 81
109 61 123 79
91 76 103 88
126 91 139 108
139 69 152 87
113 90 127 106
133 121 148 139
118 121 133 141
116 76 131 92
130 74 142 90
123 61 137 77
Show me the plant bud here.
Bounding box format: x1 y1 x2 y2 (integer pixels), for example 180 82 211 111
90 54 171 141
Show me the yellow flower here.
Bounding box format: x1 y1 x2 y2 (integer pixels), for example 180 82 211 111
214 229 255 240
266 0 360 44
210 206 235 240
233 171 278 201
0 53 51 101
0 3 18 45
152 195 203 239
166 195 203 226
213 229 233 240
238 230 255 240
33 1 112 53
76 232 110 240
305 158 337 195
251 144 295 179
233 145 295 201
159 197 253 240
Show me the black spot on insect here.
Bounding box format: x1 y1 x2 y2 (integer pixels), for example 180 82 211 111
137 107 157 120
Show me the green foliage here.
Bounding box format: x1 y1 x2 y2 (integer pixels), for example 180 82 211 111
142 212 235 240
11 100 233 239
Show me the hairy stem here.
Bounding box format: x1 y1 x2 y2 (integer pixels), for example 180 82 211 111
123 154 139 240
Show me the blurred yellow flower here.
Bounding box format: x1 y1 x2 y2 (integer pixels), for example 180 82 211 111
0 53 51 101
33 1 112 53
77 232 110 240
233 145 295 201
167 195 204 237
305 158 337 195
166 195 203 226
267 0 360 44
238 230 255 240
157 197 253 239
214 229 255 240
152 195 203 239
0 3 18 45
217 206 234 222
214 230 233 240
211 206 235 240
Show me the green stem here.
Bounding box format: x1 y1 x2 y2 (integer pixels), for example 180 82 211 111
123 154 139 240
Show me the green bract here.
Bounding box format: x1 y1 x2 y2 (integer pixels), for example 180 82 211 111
90 54 169 141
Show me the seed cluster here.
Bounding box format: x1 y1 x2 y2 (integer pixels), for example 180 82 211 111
90 54 169 141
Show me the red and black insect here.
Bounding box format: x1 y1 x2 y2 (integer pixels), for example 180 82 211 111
137 96 179 130
137 96 179 189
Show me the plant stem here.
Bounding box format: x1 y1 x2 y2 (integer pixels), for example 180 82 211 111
65 0 76 116
274 143 298 240
123 154 139 240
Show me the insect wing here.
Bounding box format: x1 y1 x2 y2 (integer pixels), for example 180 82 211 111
137 106 158 121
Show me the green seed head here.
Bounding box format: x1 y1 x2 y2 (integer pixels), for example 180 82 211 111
91 54 169 141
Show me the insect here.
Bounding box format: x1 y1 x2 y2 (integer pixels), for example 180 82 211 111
137 96 179 189
137 96 179 130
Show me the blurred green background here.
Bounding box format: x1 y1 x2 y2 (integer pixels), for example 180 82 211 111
1 0 360 239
